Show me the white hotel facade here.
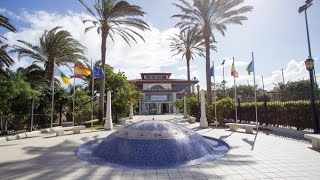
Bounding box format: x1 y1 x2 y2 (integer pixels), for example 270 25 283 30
129 73 199 114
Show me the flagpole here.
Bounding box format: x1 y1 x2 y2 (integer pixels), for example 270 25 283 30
73 63 75 126
91 59 94 130
252 52 258 131
212 61 217 122
233 57 238 124
50 62 55 133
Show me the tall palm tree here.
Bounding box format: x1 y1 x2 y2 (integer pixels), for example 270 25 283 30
169 27 215 96
0 14 16 76
172 0 253 104
78 0 150 122
12 26 87 85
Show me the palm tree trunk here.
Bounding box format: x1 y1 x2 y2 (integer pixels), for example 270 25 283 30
186 57 191 96
98 31 107 123
204 28 212 105
47 58 54 86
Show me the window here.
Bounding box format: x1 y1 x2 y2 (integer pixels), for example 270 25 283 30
150 85 165 90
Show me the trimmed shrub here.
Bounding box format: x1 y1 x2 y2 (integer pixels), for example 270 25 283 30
208 98 235 125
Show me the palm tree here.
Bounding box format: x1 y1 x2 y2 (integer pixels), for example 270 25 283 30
169 27 215 96
172 0 253 104
16 64 47 89
78 0 150 122
0 14 16 76
273 82 287 101
12 26 86 85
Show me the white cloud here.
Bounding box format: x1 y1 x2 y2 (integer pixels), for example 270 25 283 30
3 10 181 80
262 60 311 90
3 9 319 92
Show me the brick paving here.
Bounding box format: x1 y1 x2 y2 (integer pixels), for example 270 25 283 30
0 114 320 180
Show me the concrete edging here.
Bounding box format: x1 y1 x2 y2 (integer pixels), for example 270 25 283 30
258 125 310 139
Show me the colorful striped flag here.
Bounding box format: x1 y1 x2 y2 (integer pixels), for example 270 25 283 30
231 61 239 78
53 63 70 84
74 64 92 78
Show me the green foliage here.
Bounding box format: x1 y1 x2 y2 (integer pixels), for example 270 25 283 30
16 64 47 89
0 14 16 76
36 86 70 125
12 26 87 84
184 95 199 118
73 89 99 125
0 74 37 115
217 99 316 130
0 73 37 131
103 65 141 122
208 98 235 125
220 85 267 102
175 95 199 117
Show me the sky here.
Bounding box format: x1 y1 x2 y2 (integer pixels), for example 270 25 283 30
0 0 320 91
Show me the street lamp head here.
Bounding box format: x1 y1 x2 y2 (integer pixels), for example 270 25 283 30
196 84 200 91
299 0 313 13
306 0 313 5
305 58 314 71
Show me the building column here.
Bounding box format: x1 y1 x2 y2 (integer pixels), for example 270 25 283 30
138 99 142 114
129 103 134 119
173 93 177 113
183 95 188 118
157 103 161 114
141 93 145 114
200 89 208 128
191 84 195 94
104 91 113 130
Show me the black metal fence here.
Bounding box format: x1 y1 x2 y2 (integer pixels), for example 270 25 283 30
231 99 317 131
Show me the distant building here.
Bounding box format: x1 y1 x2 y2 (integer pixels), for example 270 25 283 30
129 73 199 114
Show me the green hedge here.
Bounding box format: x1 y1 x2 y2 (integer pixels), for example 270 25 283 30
177 96 317 130
239 101 315 130
213 100 317 130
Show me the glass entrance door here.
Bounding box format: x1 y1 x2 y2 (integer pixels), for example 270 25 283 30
149 103 157 114
161 103 169 114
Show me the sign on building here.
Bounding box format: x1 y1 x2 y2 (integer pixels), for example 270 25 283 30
151 95 167 101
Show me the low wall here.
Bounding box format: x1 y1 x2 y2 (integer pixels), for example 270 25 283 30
258 125 310 139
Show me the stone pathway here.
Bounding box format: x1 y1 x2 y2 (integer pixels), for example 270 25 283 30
0 114 320 180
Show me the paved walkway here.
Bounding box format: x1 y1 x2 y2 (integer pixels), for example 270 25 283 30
0 114 320 180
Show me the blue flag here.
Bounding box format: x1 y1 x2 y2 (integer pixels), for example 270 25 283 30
246 60 254 75
93 66 104 79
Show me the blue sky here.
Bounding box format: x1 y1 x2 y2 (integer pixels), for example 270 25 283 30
1 0 320 90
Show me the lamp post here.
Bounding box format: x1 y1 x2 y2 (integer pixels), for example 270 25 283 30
197 84 200 121
305 58 319 134
299 0 319 134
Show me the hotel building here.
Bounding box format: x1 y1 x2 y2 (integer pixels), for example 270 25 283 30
129 73 199 114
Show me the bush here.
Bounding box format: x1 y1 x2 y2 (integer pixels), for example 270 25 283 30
175 95 200 119
207 98 235 125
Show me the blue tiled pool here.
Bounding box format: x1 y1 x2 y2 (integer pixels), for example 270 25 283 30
75 120 229 169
